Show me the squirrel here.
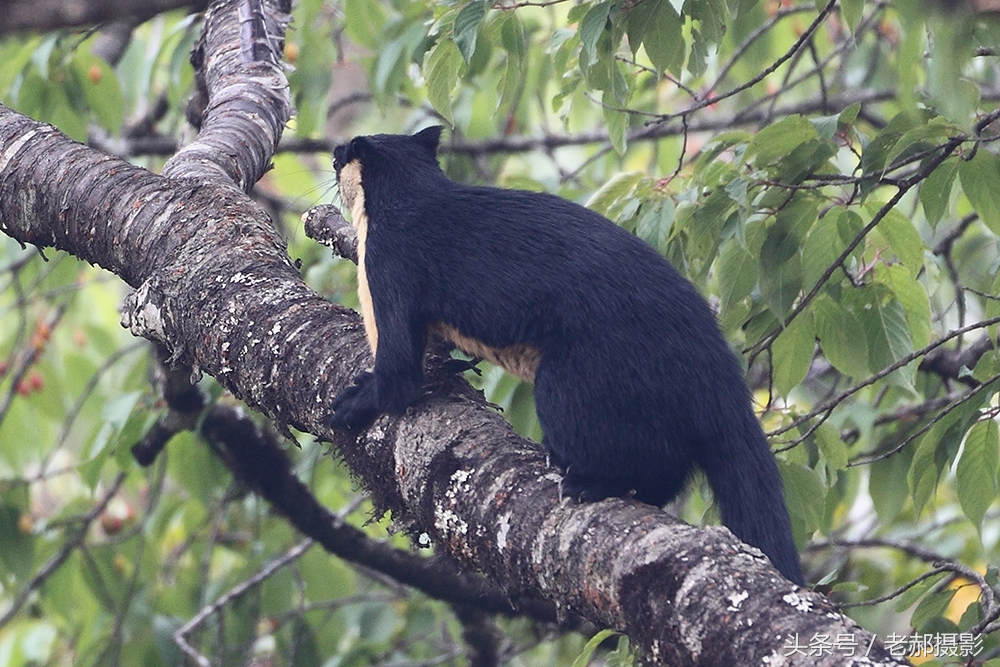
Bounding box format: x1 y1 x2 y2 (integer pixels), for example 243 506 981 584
328 126 804 585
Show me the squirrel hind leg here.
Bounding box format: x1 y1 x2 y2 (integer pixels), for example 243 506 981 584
550 439 678 507
559 469 634 503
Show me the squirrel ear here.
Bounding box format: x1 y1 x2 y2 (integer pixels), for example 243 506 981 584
413 126 443 155
348 136 371 160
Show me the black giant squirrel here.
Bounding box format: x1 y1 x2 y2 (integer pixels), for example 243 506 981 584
328 127 804 585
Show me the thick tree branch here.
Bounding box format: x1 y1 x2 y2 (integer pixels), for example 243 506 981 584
163 0 291 189
0 0 914 663
200 401 560 623
0 0 207 35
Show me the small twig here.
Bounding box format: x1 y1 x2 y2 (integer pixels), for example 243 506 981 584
848 374 1000 466
0 304 66 423
708 2 832 96
173 538 316 667
837 567 950 609
817 537 1000 634
746 135 967 362
932 213 980 256
649 0 840 125
768 315 1000 439
302 204 358 263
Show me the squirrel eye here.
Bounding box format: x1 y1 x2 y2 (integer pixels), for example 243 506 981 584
333 144 354 172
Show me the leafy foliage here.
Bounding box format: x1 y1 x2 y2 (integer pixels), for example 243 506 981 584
3 0 1000 665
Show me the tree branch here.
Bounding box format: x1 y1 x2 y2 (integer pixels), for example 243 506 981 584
0 0 915 663
0 0 207 35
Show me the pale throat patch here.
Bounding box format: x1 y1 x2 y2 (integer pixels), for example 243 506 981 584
337 160 378 356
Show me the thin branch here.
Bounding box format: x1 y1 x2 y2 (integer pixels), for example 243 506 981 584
648 0 839 125
768 315 1000 439
708 2 836 96
174 538 316 667
837 568 950 609
817 537 1000 634
849 374 1000 467
932 213 980 256
0 304 66 423
746 135 968 362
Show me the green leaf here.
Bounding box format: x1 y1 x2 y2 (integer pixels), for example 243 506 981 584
811 113 840 141
605 635 634 667
0 38 40 102
909 428 946 517
579 1 612 63
870 448 912 525
895 574 939 612
776 195 819 240
640 0 684 76
0 503 34 582
845 285 914 386
572 629 617 667
586 171 645 218
908 405 977 516
747 116 819 166
760 254 801 320
919 157 958 229
813 295 870 380
772 313 814 397
839 102 861 128
801 210 845 288
986 270 1000 346
567 3 591 23
635 200 674 252
454 1 488 62
373 22 426 99
114 407 158 470
860 111 925 178
956 420 1000 531
687 27 710 79
840 0 863 31
718 239 757 317
30 33 57 78
883 122 955 174
815 422 849 473
344 0 387 49
624 0 652 56
877 264 931 349
926 16 979 126
911 589 957 632
687 0 725 43
879 209 925 277
896 10 922 113
497 13 527 113
103 390 142 426
759 219 803 318
166 431 230 503
959 149 1000 237
779 461 826 531
604 91 628 155
424 39 463 125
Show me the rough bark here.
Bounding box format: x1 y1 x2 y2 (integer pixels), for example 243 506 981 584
0 0 913 664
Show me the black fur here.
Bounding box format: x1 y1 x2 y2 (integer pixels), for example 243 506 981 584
329 127 804 585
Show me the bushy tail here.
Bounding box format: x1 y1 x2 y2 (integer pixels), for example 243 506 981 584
703 414 804 585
